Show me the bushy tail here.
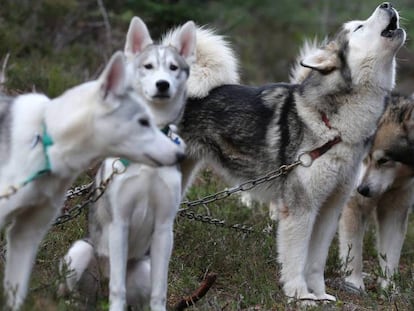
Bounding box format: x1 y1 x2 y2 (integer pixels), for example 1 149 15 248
162 25 240 98
289 38 323 84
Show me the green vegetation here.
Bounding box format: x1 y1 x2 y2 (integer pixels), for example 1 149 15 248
1 0 414 310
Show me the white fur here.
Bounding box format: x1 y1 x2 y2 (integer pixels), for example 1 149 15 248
0 51 184 310
162 26 240 98
60 17 195 311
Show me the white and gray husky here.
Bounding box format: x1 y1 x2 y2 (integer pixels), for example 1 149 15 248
0 51 184 310
59 17 196 311
339 93 414 293
172 2 405 302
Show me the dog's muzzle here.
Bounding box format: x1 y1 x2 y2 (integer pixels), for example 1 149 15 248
379 3 400 38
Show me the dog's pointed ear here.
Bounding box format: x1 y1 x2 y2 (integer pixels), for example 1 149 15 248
99 51 127 101
124 16 153 59
171 21 197 65
300 43 339 74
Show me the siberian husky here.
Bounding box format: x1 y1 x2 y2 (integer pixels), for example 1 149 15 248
0 51 184 310
59 17 196 311
339 93 414 292
168 2 405 302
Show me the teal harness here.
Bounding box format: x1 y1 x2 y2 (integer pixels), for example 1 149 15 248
23 123 54 185
24 124 178 182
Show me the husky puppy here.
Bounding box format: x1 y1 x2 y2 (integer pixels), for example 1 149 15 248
59 17 196 311
0 51 184 310
339 93 414 292
167 2 405 302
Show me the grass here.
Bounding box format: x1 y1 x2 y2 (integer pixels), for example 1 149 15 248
1 167 414 310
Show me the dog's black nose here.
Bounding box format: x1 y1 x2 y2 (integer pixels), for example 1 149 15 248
357 184 371 197
156 80 170 92
380 2 391 9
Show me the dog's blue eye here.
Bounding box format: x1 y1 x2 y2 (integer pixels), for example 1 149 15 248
354 25 363 32
170 64 178 71
144 64 153 70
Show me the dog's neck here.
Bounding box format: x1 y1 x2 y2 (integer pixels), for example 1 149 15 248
42 86 102 178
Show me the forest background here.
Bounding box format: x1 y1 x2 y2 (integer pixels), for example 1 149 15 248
1 1 414 310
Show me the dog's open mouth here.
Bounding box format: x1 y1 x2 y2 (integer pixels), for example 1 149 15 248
381 12 398 37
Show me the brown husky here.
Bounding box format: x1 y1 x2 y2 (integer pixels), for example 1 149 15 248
339 93 414 292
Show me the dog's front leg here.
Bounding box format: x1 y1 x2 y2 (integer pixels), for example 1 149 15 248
108 219 129 311
376 199 411 289
305 188 351 301
150 170 181 311
338 196 370 292
277 203 317 301
150 221 173 311
4 204 56 310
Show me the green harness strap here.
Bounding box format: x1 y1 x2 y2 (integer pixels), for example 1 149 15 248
22 123 54 185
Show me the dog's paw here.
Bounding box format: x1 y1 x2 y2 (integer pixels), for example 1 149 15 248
315 293 336 302
286 293 318 307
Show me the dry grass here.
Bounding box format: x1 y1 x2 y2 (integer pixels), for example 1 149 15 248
0 168 413 310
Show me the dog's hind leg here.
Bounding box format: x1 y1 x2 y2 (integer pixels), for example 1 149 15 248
125 257 151 308
58 239 96 296
375 198 411 289
4 204 56 310
180 157 201 196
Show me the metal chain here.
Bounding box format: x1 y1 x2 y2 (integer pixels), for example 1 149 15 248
178 160 303 234
53 159 127 226
54 158 303 229
178 209 259 234
180 160 301 210
65 181 94 199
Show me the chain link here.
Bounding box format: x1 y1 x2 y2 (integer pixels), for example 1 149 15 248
53 158 126 226
180 160 301 210
54 158 302 231
178 160 302 234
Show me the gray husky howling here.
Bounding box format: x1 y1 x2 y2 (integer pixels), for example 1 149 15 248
166 2 406 302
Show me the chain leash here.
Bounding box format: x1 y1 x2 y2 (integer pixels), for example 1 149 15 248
65 182 94 199
53 156 304 229
178 209 259 234
53 159 126 226
180 160 301 210
178 160 303 235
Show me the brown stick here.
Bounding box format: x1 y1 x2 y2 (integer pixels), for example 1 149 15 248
173 273 217 311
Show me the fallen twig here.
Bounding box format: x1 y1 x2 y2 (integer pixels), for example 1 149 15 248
173 273 217 311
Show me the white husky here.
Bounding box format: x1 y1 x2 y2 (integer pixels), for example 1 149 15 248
0 51 184 310
60 17 196 311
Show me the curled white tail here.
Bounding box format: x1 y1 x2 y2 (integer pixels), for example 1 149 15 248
289 38 324 84
162 25 240 98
